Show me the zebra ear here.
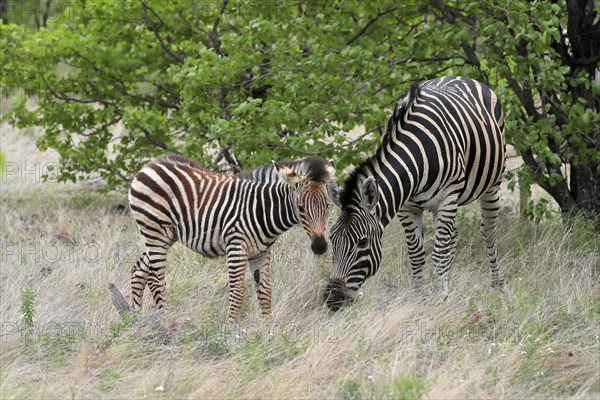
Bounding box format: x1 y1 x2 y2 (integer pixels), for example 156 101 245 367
327 180 342 208
325 159 336 177
325 160 342 208
360 177 379 213
273 161 305 184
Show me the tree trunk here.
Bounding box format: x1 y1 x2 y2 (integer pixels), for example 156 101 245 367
571 162 600 218
0 0 7 24
519 181 529 221
563 0 600 221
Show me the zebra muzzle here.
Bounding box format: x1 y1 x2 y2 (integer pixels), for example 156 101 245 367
311 234 328 255
324 278 348 311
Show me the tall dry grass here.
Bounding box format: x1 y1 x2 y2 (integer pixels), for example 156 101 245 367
1 124 598 399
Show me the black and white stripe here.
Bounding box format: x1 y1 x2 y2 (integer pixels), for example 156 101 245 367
128 154 336 323
326 76 506 310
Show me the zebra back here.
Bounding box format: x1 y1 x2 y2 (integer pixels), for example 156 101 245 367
240 156 340 206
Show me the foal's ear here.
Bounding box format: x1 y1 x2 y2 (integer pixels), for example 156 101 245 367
273 161 305 184
325 160 342 208
325 160 336 177
360 177 379 213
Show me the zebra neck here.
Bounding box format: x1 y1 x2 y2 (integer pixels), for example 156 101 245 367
370 148 417 227
269 182 300 232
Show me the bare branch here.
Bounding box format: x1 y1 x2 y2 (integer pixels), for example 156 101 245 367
79 117 123 138
429 0 476 26
137 125 168 150
346 7 399 46
565 54 600 66
209 0 229 56
140 1 185 64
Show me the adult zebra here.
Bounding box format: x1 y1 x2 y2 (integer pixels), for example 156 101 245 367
128 154 336 324
325 76 506 310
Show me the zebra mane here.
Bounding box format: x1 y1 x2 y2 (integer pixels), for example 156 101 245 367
338 82 421 211
239 156 332 183
153 153 203 169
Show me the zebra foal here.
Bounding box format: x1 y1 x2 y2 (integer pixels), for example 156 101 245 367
325 76 506 310
128 154 336 323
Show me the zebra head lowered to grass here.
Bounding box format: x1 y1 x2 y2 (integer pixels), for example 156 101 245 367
325 76 506 311
125 154 338 324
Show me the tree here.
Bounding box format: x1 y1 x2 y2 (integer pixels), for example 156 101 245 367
1 0 8 24
1 0 598 220
0 0 57 27
428 0 600 219
2 0 434 187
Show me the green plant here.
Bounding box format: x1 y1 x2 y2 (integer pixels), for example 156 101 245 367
98 313 133 350
0 151 6 179
340 379 364 400
236 336 271 380
387 376 427 400
39 322 86 365
20 289 36 330
524 198 554 224
98 367 121 391
278 334 308 362
69 385 77 400
192 322 230 360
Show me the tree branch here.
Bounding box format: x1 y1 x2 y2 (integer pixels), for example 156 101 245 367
346 7 399 46
429 0 476 26
65 50 181 109
209 0 228 57
137 125 168 150
140 1 185 64
79 116 122 138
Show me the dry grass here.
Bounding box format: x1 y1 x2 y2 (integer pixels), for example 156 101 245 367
1 125 599 399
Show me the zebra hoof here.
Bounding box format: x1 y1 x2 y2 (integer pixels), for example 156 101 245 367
438 290 449 304
234 328 248 342
492 279 504 291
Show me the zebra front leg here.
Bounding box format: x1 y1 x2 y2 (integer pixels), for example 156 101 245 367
432 201 458 302
479 185 503 289
249 251 273 332
226 245 249 325
130 253 150 309
398 208 426 292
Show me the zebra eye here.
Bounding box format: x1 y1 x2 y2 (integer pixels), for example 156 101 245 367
298 204 305 213
357 237 369 248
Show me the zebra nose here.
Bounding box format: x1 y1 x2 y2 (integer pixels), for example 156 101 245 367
324 278 346 311
311 235 327 255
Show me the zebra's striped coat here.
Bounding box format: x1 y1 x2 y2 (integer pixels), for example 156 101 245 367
128 154 335 323
326 76 506 310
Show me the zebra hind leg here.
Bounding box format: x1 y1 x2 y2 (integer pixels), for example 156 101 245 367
479 185 503 290
145 241 173 310
432 200 459 302
135 225 176 311
130 253 150 309
397 208 426 293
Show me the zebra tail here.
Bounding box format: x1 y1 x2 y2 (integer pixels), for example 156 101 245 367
109 283 133 316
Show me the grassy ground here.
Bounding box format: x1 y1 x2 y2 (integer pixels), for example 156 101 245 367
1 126 598 399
